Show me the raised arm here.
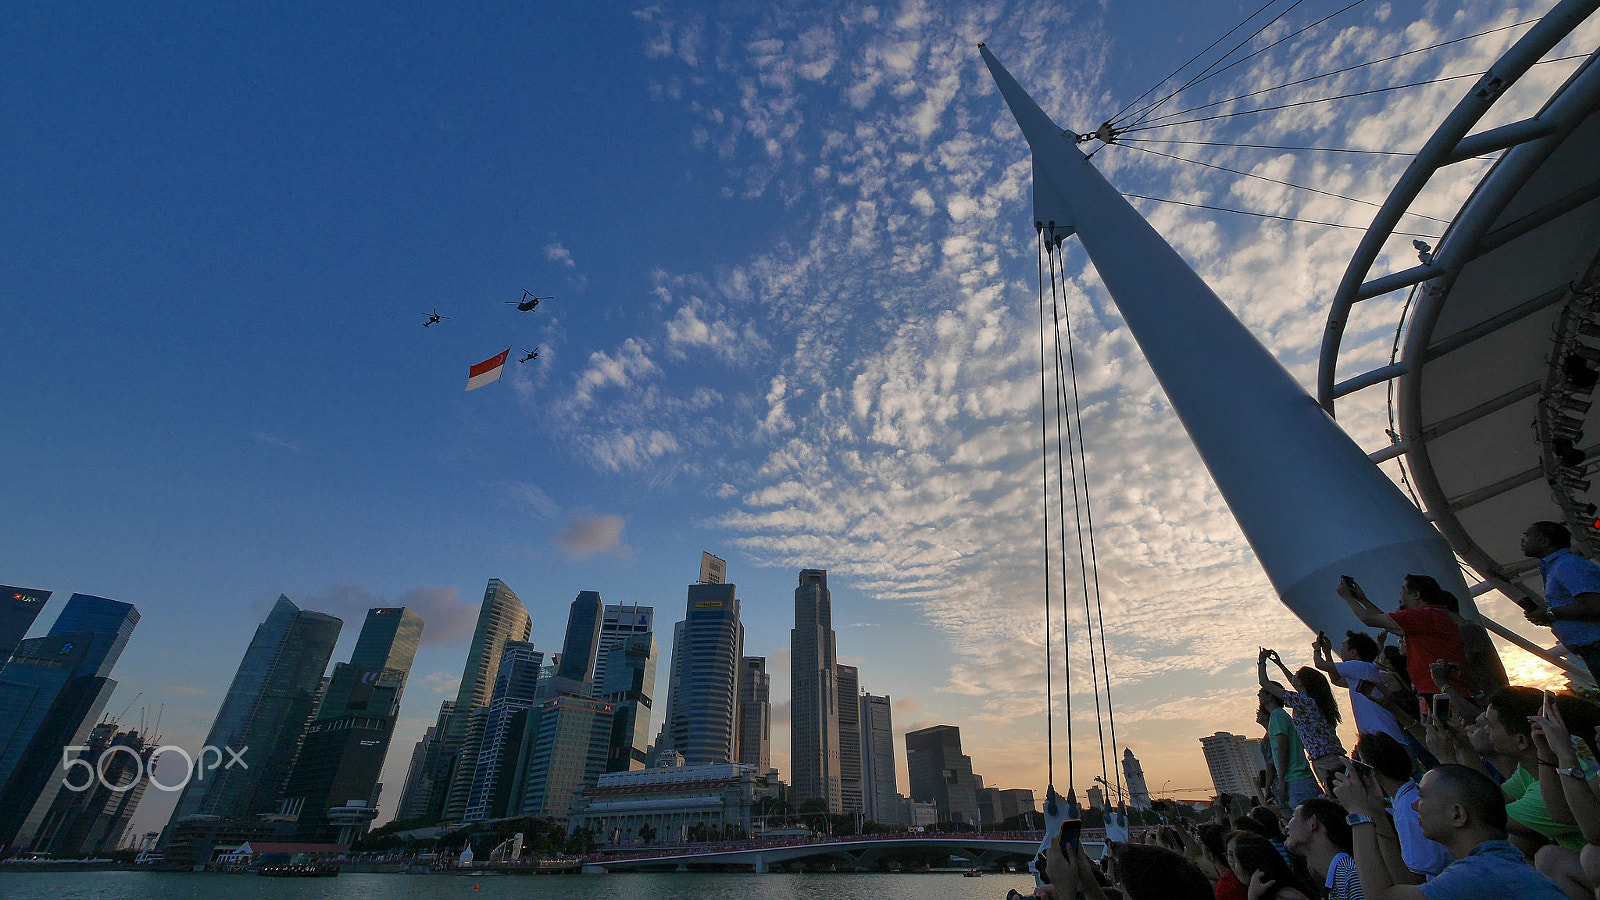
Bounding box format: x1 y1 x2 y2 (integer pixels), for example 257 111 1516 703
1258 649 1288 699
1338 576 1400 632
1334 769 1427 900
1312 634 1348 688
1531 695 1600 840
1269 651 1304 691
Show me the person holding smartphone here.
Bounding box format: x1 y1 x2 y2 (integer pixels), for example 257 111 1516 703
1336 574 1470 714
1521 521 1600 680
1333 762 1566 899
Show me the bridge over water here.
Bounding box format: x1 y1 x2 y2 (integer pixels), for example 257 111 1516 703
584 833 1106 874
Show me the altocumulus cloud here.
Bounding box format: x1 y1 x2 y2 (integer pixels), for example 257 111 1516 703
522 0 1595 794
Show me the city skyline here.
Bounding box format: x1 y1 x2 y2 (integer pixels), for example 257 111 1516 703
10 558 1286 838
7 0 1580 845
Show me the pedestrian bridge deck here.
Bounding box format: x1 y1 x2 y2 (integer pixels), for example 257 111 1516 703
585 832 1105 874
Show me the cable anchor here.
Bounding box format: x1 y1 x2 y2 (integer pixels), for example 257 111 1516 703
1076 121 1122 145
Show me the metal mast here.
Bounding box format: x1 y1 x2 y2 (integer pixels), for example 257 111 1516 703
981 45 1470 638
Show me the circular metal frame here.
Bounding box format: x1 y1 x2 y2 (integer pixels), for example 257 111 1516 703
1318 0 1600 672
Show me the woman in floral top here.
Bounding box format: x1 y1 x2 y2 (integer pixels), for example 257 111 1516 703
1260 648 1346 792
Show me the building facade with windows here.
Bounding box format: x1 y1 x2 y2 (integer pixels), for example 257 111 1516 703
567 759 772 844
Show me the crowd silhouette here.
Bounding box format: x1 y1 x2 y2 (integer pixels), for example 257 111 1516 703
1031 520 1600 900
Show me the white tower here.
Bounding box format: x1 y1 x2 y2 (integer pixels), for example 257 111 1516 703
1121 749 1151 810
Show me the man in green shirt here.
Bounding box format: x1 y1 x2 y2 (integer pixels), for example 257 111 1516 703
1262 686 1322 808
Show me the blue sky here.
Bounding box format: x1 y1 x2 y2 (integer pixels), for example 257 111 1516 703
4 0 1593 836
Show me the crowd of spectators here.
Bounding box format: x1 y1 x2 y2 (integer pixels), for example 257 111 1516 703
1029 520 1600 900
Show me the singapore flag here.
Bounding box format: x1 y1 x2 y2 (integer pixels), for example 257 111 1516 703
465 349 510 391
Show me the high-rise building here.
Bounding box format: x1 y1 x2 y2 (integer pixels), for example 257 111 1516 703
905 724 981 824
514 694 614 821
592 604 653 698
997 788 1038 823
166 596 342 827
837 664 862 813
977 785 1001 824
737 657 770 773
1086 785 1105 810
1200 732 1268 801
279 607 423 842
0 586 50 663
556 591 604 684
463 642 543 821
395 701 452 823
656 570 744 767
859 693 897 824
399 578 529 825
28 722 155 856
0 594 139 851
42 594 139 678
790 569 841 812
698 552 726 586
1122 748 1151 810
601 633 657 773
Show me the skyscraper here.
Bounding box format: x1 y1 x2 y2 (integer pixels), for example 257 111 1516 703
1200 732 1267 801
28 721 155 857
514 694 614 821
463 641 543 821
657 562 744 766
279 607 423 842
395 700 452 823
166 596 342 826
859 693 897 824
399 578 529 825
737 657 771 773
0 594 139 851
1122 748 1151 809
698 551 726 585
790 569 841 812
600 632 657 773
837 664 862 813
905 724 981 824
556 591 603 684
0 586 50 663
592 604 653 696
42 593 139 678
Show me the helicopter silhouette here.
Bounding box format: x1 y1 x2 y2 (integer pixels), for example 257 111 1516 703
423 308 449 327
509 290 550 312
520 348 540 363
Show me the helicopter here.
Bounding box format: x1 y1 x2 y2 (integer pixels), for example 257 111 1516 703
509 290 550 312
520 348 540 363
423 308 449 327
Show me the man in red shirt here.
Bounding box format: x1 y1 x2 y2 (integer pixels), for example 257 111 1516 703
1337 574 1469 704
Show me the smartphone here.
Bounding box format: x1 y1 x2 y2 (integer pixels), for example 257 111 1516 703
1350 757 1376 782
1059 817 1084 854
1432 695 1450 721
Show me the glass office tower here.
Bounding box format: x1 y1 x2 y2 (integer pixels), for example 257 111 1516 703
166 596 342 826
0 594 139 851
279 607 422 842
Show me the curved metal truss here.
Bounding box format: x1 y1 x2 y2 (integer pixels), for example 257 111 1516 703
1318 0 1600 676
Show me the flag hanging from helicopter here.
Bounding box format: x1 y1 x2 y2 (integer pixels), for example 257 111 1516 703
465 349 510 391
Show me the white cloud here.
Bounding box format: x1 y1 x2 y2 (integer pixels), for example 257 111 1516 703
601 0 1591 789
252 430 302 453
545 243 576 267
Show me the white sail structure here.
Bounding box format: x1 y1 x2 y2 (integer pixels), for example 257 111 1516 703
980 45 1472 640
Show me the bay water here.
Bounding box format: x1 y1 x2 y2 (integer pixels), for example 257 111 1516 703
0 870 1039 899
